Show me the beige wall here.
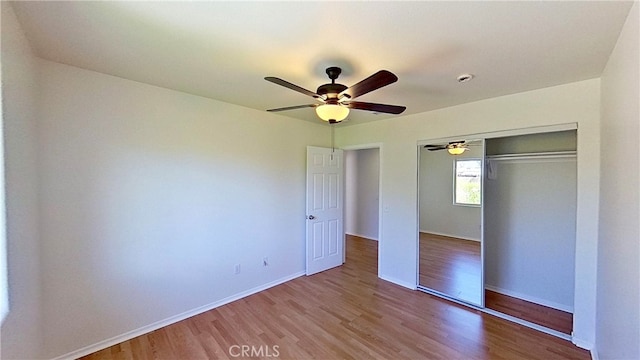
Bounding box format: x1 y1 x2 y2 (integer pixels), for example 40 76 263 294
36 60 329 358
0 3 43 358
2 6 331 356
597 2 640 359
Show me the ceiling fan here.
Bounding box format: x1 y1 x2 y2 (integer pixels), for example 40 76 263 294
424 141 478 155
264 67 406 123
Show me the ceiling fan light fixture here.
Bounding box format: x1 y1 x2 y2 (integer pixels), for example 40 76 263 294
265 67 404 122
315 104 349 122
447 147 467 155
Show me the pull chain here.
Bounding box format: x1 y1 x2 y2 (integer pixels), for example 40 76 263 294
331 124 335 153
330 124 335 160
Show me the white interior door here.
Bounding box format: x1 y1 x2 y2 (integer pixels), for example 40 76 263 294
306 146 344 275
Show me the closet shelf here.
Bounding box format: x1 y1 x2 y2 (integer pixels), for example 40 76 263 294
485 151 576 161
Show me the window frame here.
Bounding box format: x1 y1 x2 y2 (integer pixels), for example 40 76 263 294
453 158 482 207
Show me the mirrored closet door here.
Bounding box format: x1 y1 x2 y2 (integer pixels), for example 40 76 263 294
417 139 484 307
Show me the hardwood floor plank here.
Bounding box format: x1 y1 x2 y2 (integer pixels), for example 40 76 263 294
419 232 483 304
81 235 588 360
485 289 573 334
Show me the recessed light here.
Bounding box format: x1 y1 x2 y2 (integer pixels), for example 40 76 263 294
457 73 474 83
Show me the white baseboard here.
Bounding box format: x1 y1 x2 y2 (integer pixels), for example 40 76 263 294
51 271 306 360
379 274 416 290
589 344 599 360
484 284 573 313
419 230 480 242
572 337 594 352
345 232 378 241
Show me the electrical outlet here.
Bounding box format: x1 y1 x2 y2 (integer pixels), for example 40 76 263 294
234 264 241 274
263 257 269 266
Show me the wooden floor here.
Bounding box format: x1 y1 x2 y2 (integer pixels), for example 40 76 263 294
485 290 574 335
419 232 573 335
419 232 482 305
82 236 588 359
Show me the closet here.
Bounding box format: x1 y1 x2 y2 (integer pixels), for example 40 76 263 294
418 129 577 335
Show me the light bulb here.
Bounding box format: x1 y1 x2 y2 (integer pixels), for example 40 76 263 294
315 104 349 122
447 147 467 155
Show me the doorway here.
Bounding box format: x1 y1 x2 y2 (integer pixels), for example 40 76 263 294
344 148 380 267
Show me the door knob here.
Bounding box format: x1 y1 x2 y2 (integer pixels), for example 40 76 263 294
307 215 315 220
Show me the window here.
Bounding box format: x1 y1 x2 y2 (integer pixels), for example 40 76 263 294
454 159 482 206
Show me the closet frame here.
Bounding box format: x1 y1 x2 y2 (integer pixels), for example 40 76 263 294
416 123 578 341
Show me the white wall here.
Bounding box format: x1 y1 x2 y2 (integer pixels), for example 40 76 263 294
597 2 640 359
336 79 601 346
0 3 43 359
419 145 482 241
0 4 6 325
345 151 357 236
484 158 576 311
345 149 379 240
35 60 329 358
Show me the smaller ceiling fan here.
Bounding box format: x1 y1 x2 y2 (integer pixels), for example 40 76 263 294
265 67 406 123
424 141 477 155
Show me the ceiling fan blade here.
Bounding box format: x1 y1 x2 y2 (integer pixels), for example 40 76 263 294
424 145 447 151
339 70 398 99
265 77 320 99
266 104 317 112
345 101 406 114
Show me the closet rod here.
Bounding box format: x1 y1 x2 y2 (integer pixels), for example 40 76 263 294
486 151 576 161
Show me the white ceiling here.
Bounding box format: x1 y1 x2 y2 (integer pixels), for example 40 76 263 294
10 1 633 126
